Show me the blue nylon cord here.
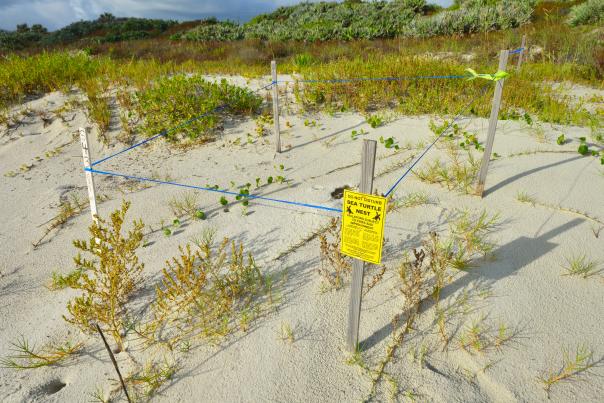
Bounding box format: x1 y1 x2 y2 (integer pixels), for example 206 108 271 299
278 74 469 85
509 47 524 55
90 81 274 167
384 82 493 197
86 167 342 213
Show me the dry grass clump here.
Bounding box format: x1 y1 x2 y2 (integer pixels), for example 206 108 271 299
346 209 499 400
81 79 111 142
125 359 179 400
318 218 352 290
415 122 482 194
144 229 267 348
64 201 144 352
168 191 199 219
561 254 601 279
515 193 604 226
369 248 429 399
0 336 83 369
448 210 499 269
539 345 598 396
458 317 516 354
278 322 295 344
33 193 88 248
317 218 385 293
516 190 537 205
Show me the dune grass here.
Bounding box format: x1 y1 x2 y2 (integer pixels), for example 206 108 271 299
0 336 83 369
561 254 601 279
539 345 598 396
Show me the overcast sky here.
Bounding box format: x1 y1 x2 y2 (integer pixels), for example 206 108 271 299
0 0 453 31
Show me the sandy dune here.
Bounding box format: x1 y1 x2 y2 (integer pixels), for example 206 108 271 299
0 77 603 402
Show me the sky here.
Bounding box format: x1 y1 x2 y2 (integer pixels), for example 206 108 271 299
0 0 453 31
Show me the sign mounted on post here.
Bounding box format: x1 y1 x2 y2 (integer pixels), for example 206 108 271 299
341 189 387 265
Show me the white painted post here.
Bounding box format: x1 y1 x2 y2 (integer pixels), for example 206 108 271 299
476 50 509 197
271 60 282 153
517 34 527 71
79 127 98 223
346 139 377 352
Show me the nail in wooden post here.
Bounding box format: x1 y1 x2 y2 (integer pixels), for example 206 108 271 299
346 139 377 352
517 34 527 71
79 127 98 223
476 50 509 197
271 60 281 153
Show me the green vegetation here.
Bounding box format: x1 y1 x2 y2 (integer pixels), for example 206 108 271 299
562 254 601 279
567 0 604 27
134 75 261 141
0 13 177 51
539 345 597 396
64 201 145 352
0 337 83 369
178 1 531 42
148 229 268 346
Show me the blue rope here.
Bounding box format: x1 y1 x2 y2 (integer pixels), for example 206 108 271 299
86 167 342 213
278 74 469 85
384 82 492 197
91 81 274 167
509 47 524 55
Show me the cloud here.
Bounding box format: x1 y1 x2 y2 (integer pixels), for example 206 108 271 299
0 0 454 31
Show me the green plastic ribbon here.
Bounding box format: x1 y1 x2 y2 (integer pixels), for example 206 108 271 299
465 68 509 82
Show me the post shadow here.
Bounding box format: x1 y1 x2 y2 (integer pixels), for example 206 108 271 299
286 121 365 152
484 155 583 197
360 218 584 351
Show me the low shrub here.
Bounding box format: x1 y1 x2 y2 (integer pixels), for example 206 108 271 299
147 229 267 346
134 75 262 141
64 201 144 352
567 0 604 27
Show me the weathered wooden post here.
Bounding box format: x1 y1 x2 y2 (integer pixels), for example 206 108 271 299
346 139 377 352
79 127 98 223
517 34 527 71
476 50 509 197
271 60 282 153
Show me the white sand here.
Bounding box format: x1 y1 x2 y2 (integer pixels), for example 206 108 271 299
0 77 603 402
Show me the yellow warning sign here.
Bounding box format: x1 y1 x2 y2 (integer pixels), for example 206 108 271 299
341 189 387 265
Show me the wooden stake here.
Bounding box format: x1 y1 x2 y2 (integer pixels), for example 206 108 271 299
96 324 131 403
346 139 377 352
476 50 509 197
517 34 527 71
79 127 98 223
271 60 281 153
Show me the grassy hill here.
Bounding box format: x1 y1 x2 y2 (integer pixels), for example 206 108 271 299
175 0 534 42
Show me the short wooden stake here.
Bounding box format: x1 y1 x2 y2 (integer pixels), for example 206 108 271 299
79 127 98 223
476 50 509 197
271 60 282 153
517 34 527 71
346 139 377 352
96 324 132 403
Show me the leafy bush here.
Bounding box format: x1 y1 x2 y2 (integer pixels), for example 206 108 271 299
178 21 244 41
402 0 534 38
567 0 604 26
134 75 261 141
64 201 144 352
